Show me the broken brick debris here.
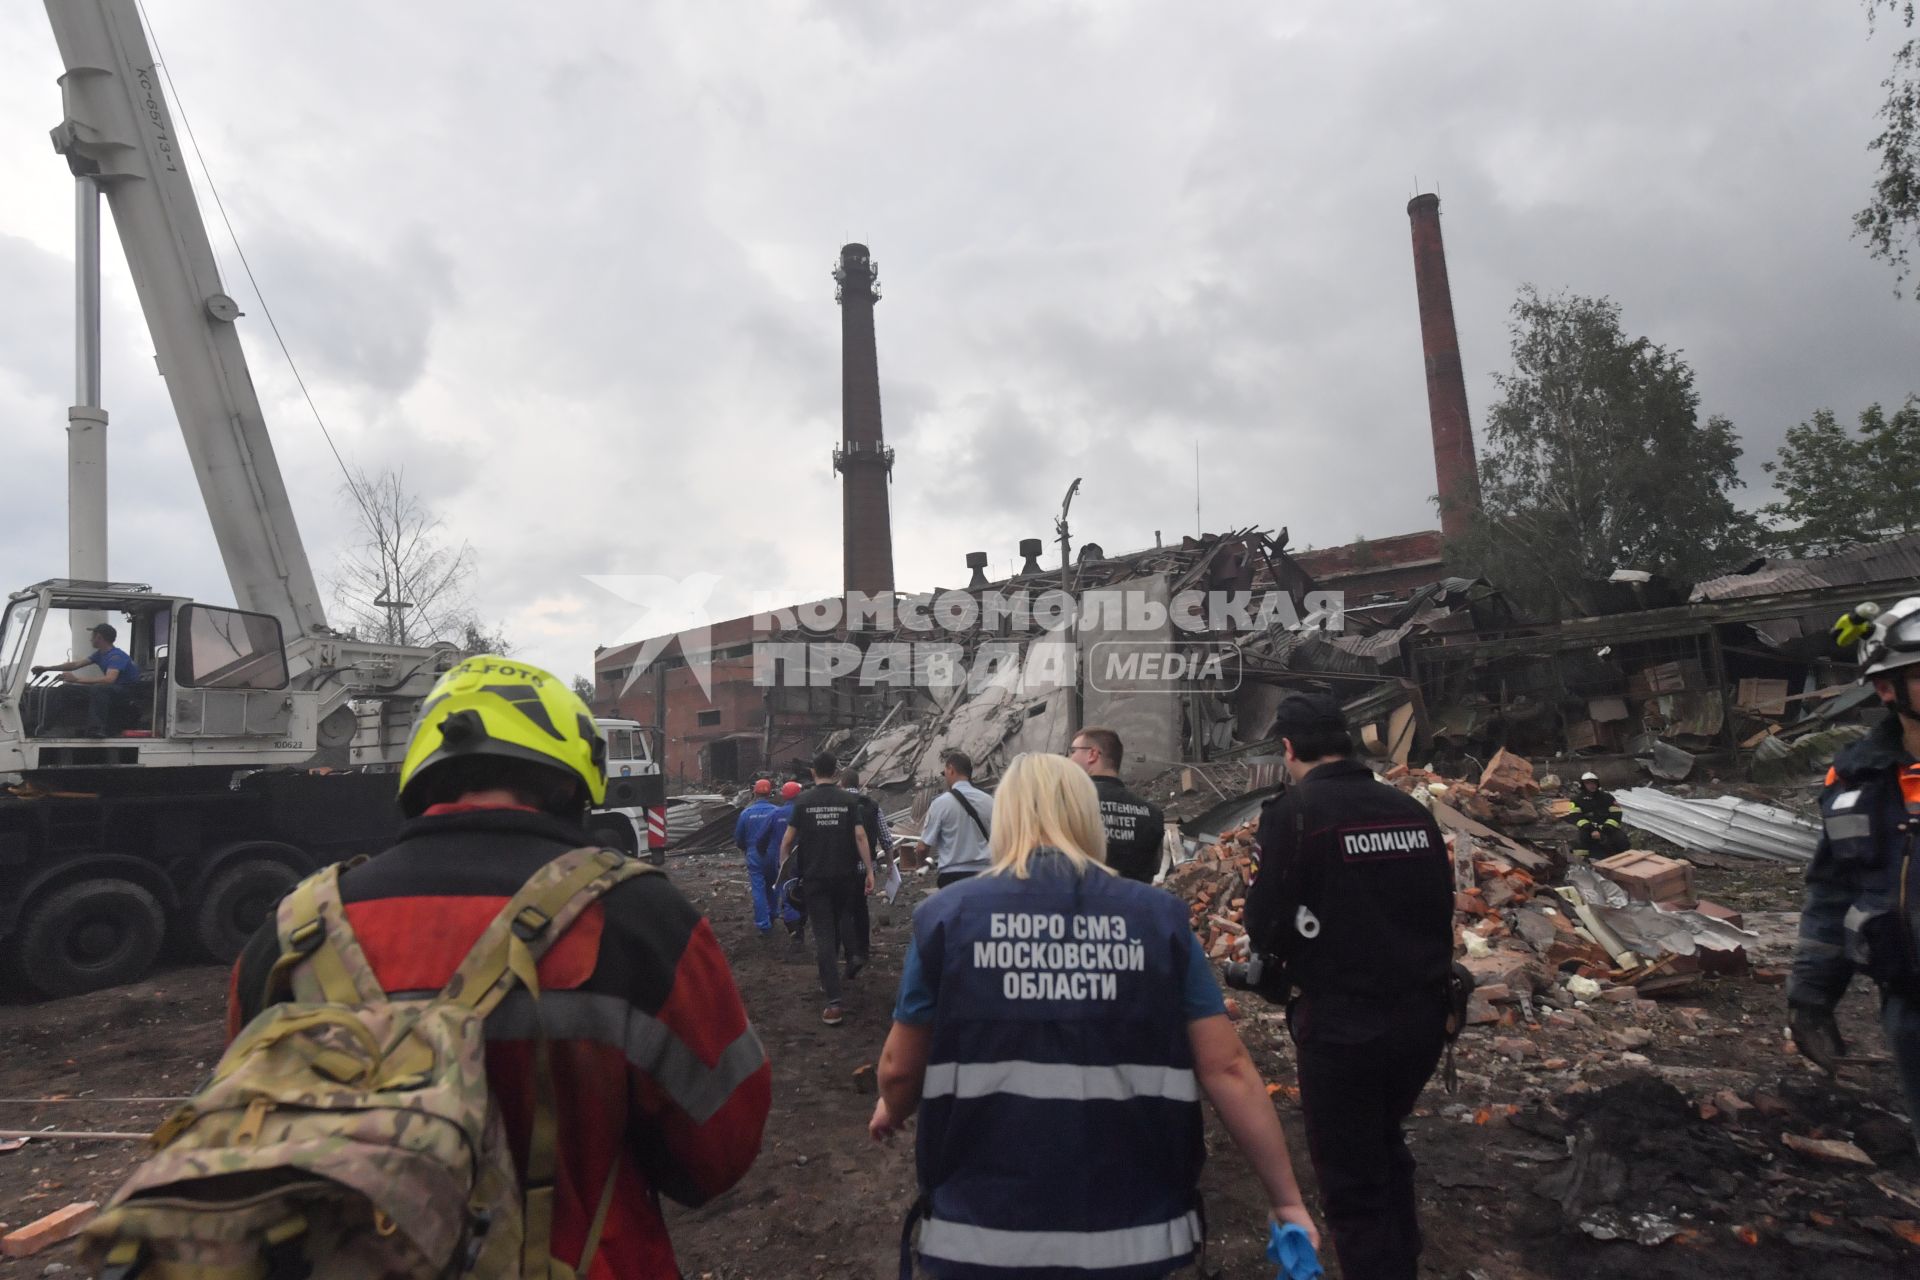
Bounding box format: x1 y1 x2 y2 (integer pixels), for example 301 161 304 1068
1173 754 1762 1023
1165 819 1259 960
1175 755 1920 1266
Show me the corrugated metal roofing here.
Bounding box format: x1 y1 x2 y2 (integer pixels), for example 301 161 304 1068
1616 787 1817 863
1692 533 1920 601
1332 623 1415 663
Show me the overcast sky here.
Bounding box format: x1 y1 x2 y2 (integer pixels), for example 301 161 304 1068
3 0 1917 683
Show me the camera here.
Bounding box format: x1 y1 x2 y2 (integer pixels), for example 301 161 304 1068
1222 953 1268 991
1222 952 1289 1002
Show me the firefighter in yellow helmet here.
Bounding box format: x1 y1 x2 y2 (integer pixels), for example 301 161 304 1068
397 654 608 817
226 655 770 1274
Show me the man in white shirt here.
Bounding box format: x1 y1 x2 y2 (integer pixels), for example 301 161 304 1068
920 750 994 887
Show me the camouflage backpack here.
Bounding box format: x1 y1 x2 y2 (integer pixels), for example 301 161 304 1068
80 846 656 1280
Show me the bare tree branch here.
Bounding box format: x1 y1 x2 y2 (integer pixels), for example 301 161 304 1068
328 466 479 647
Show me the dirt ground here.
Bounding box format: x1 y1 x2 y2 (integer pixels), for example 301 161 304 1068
2 854 1916 1278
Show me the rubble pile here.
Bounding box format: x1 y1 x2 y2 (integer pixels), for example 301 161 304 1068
1165 819 1258 960
1168 748 1765 1006
1166 753 1920 1264
1392 747 1549 829
1387 749 1767 1003
1166 750 1564 968
1499 1075 1920 1262
1170 749 1789 1048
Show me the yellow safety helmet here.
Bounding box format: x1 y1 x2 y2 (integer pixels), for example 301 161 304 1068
398 655 607 816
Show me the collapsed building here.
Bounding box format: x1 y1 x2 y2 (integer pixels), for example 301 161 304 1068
1401 532 1920 780
592 212 1469 785
594 214 1920 790
597 527 1380 785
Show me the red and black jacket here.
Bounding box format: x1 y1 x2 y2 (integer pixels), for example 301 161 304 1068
228 805 771 1279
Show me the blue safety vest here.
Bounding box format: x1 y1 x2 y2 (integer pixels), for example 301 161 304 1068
907 851 1205 1280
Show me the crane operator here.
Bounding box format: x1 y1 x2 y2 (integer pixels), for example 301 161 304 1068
33 622 140 737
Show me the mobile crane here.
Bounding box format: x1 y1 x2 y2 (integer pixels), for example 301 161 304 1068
0 0 466 997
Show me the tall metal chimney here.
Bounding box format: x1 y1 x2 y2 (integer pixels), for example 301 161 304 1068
832 243 896 598
1406 194 1480 544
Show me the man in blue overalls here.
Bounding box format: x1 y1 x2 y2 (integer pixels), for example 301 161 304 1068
733 779 784 936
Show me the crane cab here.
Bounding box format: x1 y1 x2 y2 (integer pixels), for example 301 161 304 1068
0 579 311 777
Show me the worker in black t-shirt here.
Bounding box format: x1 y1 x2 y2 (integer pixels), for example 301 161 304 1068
1069 725 1166 884
778 751 874 1026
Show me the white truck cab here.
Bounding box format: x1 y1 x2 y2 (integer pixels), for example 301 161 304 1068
588 717 667 864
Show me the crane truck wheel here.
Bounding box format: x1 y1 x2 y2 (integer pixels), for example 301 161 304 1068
18 879 167 999
587 819 640 860
194 859 302 963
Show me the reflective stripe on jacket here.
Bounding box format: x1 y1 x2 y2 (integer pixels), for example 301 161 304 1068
1791 713 1920 1005
908 852 1205 1279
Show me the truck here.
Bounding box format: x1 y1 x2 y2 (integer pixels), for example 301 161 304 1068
586 717 669 865
1 0 469 998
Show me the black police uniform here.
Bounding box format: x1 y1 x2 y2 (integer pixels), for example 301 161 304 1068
1092 774 1166 884
1244 758 1453 1280
845 789 889 967
1569 787 1629 857
785 782 868 1004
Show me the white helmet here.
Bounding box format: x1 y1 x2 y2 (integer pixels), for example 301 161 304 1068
1580 771 1600 783
1841 597 1920 679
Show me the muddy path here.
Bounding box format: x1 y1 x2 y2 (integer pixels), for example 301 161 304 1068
2 853 1914 1277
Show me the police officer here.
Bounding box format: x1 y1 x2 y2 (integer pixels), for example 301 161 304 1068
1242 692 1452 1280
842 768 896 973
1567 771 1630 858
1070 725 1167 884
779 752 874 1026
1790 597 1920 1152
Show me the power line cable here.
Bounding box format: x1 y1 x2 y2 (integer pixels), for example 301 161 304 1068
133 0 376 531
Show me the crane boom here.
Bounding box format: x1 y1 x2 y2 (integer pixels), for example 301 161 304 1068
41 0 327 640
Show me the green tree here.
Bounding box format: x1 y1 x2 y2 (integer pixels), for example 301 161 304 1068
1857 2 1920 292
1453 287 1762 617
572 675 596 704
1763 398 1920 553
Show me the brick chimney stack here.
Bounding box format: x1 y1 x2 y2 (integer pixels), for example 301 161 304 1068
1406 194 1480 543
833 243 896 598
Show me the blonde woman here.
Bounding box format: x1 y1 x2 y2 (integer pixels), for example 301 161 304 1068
870 752 1317 1279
